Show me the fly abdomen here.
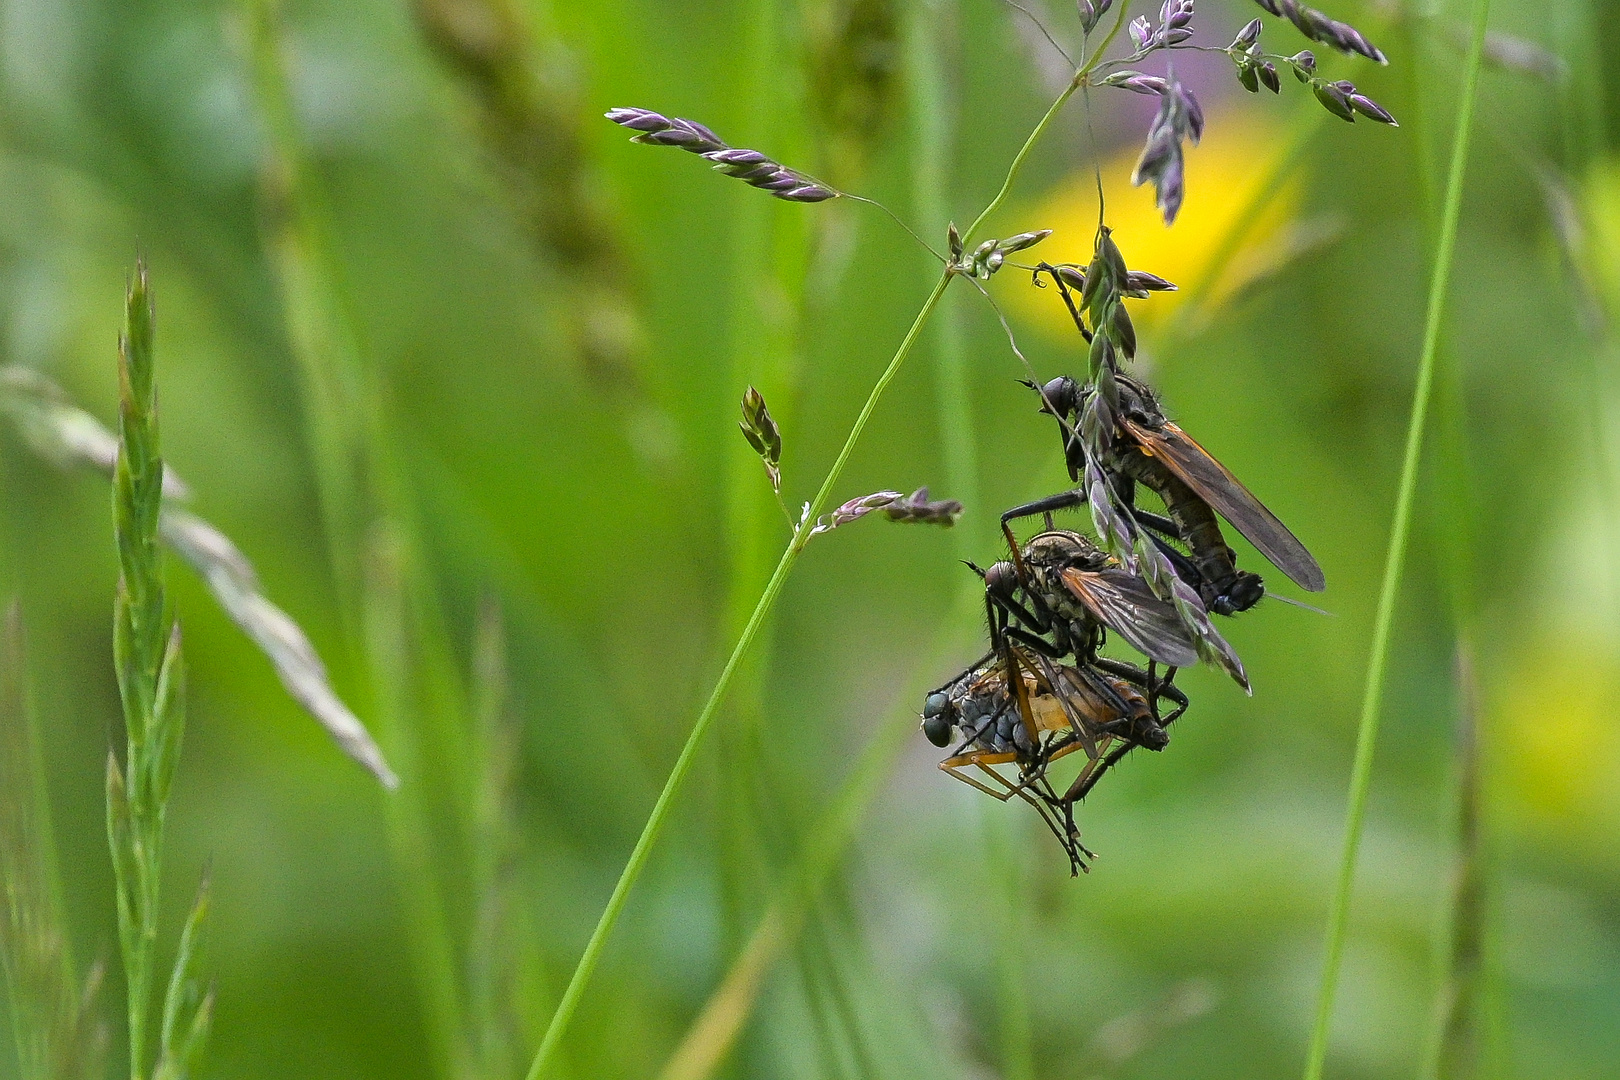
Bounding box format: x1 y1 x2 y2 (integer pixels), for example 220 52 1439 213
1117 449 1239 597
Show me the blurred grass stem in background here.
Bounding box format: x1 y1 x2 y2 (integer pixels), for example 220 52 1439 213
245 5 480 1077
1 604 105 1080
1301 2 1491 1077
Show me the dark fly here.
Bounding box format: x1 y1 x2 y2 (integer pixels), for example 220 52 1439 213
974 529 1245 685
922 644 1188 874
1019 264 1324 615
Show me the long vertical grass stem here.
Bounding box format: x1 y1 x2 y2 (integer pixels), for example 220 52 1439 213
1300 3 1491 1078
909 4 1031 1074
524 269 953 1080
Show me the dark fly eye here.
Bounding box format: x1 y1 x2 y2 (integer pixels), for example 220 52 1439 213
923 691 950 719
984 561 1017 598
1041 376 1078 416
922 709 954 748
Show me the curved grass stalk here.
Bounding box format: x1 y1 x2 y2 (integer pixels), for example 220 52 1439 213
524 268 952 1080
1300 3 1491 1077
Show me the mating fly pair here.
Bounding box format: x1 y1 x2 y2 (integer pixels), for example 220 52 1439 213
921 247 1326 874
924 528 1198 874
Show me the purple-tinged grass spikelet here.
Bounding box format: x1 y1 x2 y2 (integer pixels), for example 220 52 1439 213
606 108 838 203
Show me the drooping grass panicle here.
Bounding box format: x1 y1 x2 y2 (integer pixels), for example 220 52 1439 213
160 511 399 788
606 108 838 202
0 365 398 788
1131 65 1202 225
107 260 206 1080
1250 0 1386 64
1 603 108 1080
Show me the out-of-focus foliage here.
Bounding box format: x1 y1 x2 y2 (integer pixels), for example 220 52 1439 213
0 1 1617 1079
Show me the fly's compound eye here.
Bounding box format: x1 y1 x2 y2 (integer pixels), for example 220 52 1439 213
1040 376 1078 416
922 693 955 748
984 560 1018 599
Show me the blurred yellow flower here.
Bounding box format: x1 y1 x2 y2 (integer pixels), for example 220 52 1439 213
1001 112 1301 338
1491 642 1620 849
1581 157 1620 310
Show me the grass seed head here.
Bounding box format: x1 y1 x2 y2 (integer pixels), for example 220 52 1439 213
606 107 837 202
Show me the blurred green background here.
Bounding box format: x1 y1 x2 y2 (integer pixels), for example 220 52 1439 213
1 0 1618 1078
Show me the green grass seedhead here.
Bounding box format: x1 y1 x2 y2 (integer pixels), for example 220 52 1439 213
106 261 206 1080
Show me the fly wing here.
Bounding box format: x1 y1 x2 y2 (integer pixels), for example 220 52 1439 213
1030 654 1100 760
1059 567 1202 668
1122 417 1326 592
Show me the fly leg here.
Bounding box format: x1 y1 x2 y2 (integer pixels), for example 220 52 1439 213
926 649 996 700
1032 262 1093 342
1001 489 1088 547
1092 657 1189 729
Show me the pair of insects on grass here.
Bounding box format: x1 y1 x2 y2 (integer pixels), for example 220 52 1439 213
921 265 1325 876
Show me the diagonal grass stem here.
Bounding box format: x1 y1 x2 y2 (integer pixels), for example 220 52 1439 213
523 269 953 1080
1301 3 1491 1077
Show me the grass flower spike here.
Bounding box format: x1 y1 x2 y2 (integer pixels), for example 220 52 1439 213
107 261 214 1080
606 107 838 202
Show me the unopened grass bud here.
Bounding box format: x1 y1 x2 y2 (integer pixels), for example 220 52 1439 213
1348 91 1397 125
1312 79 1355 121
1124 269 1177 294
739 385 783 492
1129 15 1152 49
1253 0 1385 65
1103 70 1169 96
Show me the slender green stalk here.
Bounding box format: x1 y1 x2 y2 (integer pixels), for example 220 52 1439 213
1301 3 1491 1077
524 267 952 1080
528 22 1133 1068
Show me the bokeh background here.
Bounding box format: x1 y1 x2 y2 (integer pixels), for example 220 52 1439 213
1 0 1617 1077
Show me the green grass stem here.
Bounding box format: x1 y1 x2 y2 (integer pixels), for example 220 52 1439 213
107 262 183 1080
524 266 953 1080
1300 3 1491 1077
